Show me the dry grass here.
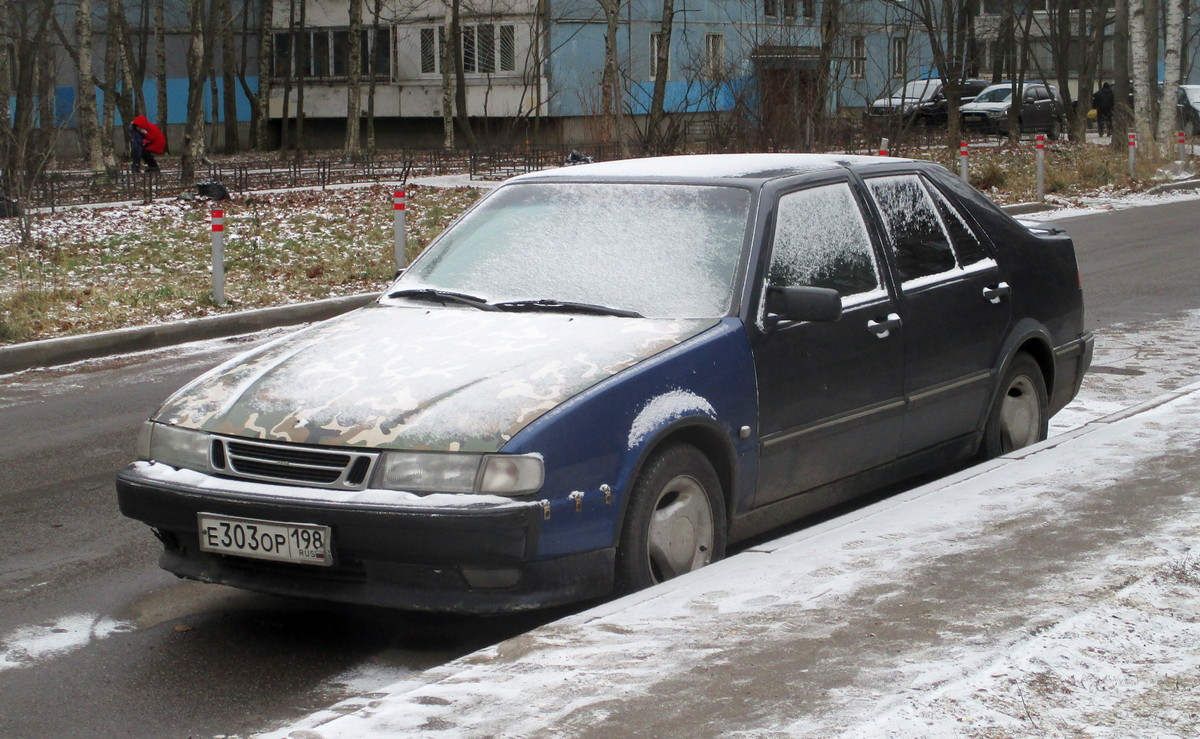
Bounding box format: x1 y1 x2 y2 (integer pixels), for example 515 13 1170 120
0 184 482 345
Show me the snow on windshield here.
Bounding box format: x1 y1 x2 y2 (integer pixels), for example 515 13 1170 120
401 183 751 318
974 87 1013 103
893 79 938 99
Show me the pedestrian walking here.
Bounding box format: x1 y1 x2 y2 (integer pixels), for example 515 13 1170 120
1092 83 1115 137
129 115 166 173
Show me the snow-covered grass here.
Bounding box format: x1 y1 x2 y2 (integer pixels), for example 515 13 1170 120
921 141 1181 205
0 184 482 344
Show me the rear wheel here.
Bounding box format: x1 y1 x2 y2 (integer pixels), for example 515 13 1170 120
981 352 1049 459
1047 117 1062 140
614 444 726 593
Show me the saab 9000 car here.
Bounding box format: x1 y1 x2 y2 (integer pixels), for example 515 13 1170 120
117 154 1093 613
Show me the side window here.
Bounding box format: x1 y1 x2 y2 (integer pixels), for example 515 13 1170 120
768 182 881 298
865 175 956 282
925 181 990 266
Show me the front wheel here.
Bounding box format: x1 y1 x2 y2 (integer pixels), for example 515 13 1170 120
614 444 727 594
980 352 1049 459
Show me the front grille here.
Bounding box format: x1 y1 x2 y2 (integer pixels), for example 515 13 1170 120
212 437 378 490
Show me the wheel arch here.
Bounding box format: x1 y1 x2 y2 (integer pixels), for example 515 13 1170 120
615 416 737 547
987 322 1056 427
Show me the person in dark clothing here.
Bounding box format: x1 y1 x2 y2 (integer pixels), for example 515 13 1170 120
1092 83 1115 137
129 115 166 172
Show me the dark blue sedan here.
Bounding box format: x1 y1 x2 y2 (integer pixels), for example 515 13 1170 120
117 154 1093 612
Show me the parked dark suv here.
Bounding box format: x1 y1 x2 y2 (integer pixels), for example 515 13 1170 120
117 154 1093 613
868 77 990 127
960 82 1067 138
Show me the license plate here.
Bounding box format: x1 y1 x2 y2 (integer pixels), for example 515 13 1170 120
197 513 332 567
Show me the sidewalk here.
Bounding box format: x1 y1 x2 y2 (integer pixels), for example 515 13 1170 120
265 381 1200 738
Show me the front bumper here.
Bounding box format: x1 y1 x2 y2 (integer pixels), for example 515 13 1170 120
116 464 614 613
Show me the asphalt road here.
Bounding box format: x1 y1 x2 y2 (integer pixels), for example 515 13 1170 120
0 199 1196 737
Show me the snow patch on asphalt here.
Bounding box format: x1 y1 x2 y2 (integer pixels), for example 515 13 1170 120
0 613 131 672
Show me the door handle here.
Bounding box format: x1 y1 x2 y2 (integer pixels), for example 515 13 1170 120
867 313 902 339
982 282 1011 304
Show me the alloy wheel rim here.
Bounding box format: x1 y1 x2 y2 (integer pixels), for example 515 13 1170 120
999 375 1041 452
646 474 715 584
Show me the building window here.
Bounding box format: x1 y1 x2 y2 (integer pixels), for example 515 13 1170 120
704 33 724 79
272 26 392 80
499 25 515 71
764 0 777 17
420 27 439 74
419 24 515 76
783 0 797 17
649 32 669 80
890 36 908 78
850 36 865 79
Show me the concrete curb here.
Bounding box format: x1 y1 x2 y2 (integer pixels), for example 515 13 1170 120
1145 176 1200 194
0 292 378 376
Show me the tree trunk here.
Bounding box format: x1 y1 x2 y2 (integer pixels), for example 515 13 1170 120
1112 0 1132 150
103 0 121 166
155 0 167 143
221 0 239 153
344 0 362 159
441 4 455 150
295 0 306 153
1157 0 1186 148
647 0 674 154
450 0 476 146
366 0 383 155
182 0 208 182
255 0 274 150
77 0 109 174
599 0 620 146
1128 0 1156 147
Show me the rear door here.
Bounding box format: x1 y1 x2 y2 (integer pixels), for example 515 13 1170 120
750 178 906 505
861 172 1012 457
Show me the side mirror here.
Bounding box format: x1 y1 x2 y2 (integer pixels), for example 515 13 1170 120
767 286 843 324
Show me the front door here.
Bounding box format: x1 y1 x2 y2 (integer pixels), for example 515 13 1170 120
750 179 907 505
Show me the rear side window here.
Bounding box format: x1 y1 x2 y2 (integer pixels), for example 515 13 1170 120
768 182 882 298
865 175 956 282
926 184 990 266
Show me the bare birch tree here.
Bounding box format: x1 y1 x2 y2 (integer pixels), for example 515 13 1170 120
76 0 111 173
1128 0 1156 146
1157 0 1187 147
182 0 209 181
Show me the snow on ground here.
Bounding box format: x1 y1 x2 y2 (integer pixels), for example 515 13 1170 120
1018 186 1200 222
0 613 132 672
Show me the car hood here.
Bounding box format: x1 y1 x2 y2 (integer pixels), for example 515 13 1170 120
154 304 717 452
873 96 930 108
960 101 1009 113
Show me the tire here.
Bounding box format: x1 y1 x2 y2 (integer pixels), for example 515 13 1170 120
1047 117 1062 140
981 352 1049 460
613 443 727 593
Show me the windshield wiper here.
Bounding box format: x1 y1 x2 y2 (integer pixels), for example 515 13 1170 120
492 299 644 318
386 288 499 311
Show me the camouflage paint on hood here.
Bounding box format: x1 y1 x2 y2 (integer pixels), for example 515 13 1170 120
155 304 716 452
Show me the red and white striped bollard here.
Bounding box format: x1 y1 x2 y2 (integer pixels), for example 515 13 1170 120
959 141 968 181
211 209 225 306
393 189 407 272
1035 134 1046 201
1128 132 1137 179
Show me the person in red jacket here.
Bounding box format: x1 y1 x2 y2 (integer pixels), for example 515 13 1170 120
129 115 166 172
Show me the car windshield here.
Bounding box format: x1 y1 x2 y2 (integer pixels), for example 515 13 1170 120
395 182 752 319
892 80 939 100
974 87 1013 103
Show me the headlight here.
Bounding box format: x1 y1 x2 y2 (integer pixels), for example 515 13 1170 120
142 421 211 472
375 451 544 495
988 109 1008 118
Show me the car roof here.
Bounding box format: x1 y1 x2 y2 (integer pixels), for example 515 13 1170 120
509 153 916 184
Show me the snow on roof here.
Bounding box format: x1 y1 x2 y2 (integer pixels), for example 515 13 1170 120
513 153 910 183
